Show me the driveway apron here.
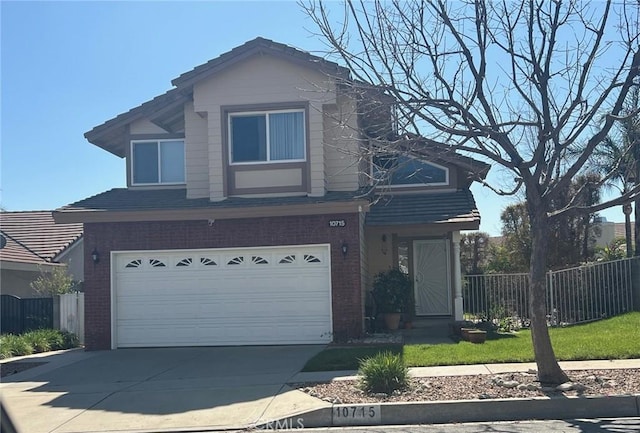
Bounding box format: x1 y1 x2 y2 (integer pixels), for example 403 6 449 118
0 345 326 433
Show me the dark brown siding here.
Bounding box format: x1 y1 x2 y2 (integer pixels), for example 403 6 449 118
83 213 362 350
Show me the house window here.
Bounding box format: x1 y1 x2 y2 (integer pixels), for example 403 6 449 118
372 154 448 186
229 110 305 164
131 139 185 185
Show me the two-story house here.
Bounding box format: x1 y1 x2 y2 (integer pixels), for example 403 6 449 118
54 38 489 350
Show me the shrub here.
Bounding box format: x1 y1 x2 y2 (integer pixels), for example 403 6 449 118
30 265 77 296
61 331 79 349
358 351 408 395
0 329 79 360
372 268 412 313
1 334 34 358
22 330 52 352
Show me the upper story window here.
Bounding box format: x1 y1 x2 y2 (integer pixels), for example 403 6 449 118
229 109 305 164
131 139 185 185
372 153 449 187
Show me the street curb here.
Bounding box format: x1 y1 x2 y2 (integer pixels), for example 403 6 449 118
256 394 640 429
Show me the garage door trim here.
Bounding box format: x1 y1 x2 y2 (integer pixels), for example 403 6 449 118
110 243 332 349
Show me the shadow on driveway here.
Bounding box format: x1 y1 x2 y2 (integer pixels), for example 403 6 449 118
3 345 324 416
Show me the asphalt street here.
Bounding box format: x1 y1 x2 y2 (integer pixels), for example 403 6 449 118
234 417 640 432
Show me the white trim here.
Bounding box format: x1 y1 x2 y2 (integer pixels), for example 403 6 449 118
130 139 186 186
228 109 306 165
110 250 117 349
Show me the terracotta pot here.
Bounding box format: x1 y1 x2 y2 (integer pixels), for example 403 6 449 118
467 330 487 344
384 313 402 330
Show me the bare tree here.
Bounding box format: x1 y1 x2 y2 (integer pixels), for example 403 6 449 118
303 0 640 384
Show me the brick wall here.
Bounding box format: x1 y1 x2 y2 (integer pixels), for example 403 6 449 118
83 212 362 350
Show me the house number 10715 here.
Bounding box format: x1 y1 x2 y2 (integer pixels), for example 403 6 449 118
332 405 381 425
328 220 346 227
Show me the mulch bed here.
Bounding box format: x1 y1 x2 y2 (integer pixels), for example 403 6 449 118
1 361 47 378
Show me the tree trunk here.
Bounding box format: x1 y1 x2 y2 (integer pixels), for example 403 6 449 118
528 210 570 385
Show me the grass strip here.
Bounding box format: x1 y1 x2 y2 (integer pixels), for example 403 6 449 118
302 312 640 372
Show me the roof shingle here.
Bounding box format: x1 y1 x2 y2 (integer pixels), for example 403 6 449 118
0 211 83 265
57 188 367 213
367 190 480 226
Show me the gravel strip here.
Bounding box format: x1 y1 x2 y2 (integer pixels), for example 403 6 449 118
295 368 640 403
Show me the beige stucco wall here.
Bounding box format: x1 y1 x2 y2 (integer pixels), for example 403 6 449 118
58 240 84 282
323 93 361 192
184 101 210 199
235 168 302 189
193 54 338 200
129 119 169 135
1 269 42 298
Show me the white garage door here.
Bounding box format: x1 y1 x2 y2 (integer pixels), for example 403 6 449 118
112 244 332 348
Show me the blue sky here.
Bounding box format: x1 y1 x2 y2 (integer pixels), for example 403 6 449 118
0 1 626 235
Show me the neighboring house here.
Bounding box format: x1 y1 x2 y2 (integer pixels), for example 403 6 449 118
594 217 635 248
54 38 489 350
0 211 83 298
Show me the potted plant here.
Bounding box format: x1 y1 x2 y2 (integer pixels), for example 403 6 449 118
372 268 412 331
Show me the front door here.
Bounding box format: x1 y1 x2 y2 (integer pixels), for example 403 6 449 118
413 239 451 316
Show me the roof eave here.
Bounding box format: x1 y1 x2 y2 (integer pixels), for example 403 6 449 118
53 199 370 224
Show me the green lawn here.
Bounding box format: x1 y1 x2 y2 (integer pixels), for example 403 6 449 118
302 312 640 372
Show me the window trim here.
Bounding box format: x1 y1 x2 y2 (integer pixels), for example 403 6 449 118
228 108 307 166
370 153 450 188
130 139 186 186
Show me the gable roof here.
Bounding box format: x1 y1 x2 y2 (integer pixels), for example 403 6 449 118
0 211 83 266
84 37 351 157
172 37 350 89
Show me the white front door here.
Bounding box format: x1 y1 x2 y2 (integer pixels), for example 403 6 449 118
413 239 451 316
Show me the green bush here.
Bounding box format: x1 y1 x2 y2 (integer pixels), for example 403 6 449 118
61 331 79 349
0 334 34 358
0 329 79 359
22 330 52 352
372 268 412 313
358 351 408 395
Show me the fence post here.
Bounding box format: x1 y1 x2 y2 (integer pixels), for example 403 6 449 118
632 258 640 311
547 270 554 325
53 295 61 330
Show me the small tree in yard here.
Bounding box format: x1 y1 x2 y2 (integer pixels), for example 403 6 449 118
304 0 640 384
30 266 76 297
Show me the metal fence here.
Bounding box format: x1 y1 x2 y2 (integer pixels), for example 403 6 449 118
463 257 637 327
1 295 54 334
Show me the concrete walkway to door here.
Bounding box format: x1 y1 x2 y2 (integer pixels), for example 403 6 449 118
0 345 328 433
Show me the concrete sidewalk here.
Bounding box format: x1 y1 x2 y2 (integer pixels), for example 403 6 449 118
1 348 638 433
276 358 640 430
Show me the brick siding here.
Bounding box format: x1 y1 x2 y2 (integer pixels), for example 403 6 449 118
83 213 362 350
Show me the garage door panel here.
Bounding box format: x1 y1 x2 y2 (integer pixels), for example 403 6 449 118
113 245 332 347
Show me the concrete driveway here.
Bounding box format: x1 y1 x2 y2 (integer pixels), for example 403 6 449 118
0 345 329 433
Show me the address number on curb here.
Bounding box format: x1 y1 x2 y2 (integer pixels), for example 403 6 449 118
332 405 381 425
